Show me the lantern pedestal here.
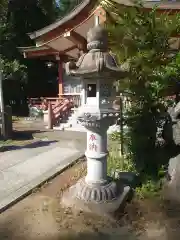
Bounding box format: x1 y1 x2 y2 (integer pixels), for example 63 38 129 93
61 117 131 217
61 178 130 217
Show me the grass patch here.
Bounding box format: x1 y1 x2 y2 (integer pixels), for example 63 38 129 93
108 150 136 177
136 179 162 199
12 116 22 121
108 131 166 199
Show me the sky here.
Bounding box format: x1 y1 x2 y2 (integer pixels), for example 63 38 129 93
55 0 60 6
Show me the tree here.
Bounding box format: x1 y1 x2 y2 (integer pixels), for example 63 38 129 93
103 0 180 175
0 0 58 115
0 0 26 81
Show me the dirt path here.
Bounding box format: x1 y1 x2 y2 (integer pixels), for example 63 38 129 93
0 119 180 239
0 158 180 240
0 160 137 240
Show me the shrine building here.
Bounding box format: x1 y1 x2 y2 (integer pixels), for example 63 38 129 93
19 0 180 131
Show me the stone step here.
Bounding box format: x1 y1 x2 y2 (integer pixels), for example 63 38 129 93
64 126 87 132
54 122 86 132
68 114 79 120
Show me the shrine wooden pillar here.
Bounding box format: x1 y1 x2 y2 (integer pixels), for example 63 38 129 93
58 59 63 97
94 6 107 25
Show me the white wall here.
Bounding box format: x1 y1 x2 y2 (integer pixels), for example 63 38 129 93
63 74 82 94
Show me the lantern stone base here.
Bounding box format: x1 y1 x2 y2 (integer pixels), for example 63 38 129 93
61 177 131 217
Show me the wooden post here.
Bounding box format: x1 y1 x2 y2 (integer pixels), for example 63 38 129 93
58 61 63 97
0 70 5 138
120 95 124 156
4 105 12 139
94 6 107 26
48 102 53 129
95 14 100 26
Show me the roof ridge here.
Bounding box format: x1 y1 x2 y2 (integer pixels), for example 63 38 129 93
28 0 93 39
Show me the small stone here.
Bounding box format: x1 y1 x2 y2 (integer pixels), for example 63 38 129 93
118 172 138 188
64 209 70 214
42 138 49 141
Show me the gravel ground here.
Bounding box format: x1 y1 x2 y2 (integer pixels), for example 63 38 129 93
0 159 180 240
0 119 179 240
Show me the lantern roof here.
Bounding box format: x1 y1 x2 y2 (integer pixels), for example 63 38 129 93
65 25 128 79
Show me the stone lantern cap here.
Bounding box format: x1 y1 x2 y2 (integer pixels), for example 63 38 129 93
65 25 128 79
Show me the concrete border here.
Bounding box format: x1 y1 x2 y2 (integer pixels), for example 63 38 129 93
0 140 43 153
0 153 85 214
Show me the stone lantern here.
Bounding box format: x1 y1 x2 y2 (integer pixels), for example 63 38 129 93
62 25 130 216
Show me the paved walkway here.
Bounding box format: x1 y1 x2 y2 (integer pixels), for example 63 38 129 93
0 139 84 212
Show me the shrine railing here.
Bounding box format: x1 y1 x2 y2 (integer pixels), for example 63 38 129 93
28 96 79 128
28 94 81 110
27 94 131 128
59 94 81 108
48 98 74 129
28 97 63 110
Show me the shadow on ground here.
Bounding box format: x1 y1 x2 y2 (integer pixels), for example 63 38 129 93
1 139 58 152
12 130 46 141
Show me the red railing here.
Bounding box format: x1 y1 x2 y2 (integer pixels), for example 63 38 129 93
28 97 64 111
48 98 74 129
28 95 81 109
28 97 74 129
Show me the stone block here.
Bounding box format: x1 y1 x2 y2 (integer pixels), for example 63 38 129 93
61 177 131 218
4 105 12 139
164 154 180 202
118 172 139 189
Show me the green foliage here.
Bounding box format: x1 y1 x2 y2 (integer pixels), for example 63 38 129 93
107 4 180 103
108 140 136 177
108 152 136 178
108 135 166 199
0 57 27 81
105 1 180 198
56 0 83 17
136 164 166 199
136 179 162 199
0 0 57 82
0 0 60 114
109 131 121 141
107 0 180 160
0 2 26 82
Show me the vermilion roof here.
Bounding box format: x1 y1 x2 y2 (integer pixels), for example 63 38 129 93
18 46 59 58
114 0 180 10
28 0 95 40
28 0 180 41
20 0 180 60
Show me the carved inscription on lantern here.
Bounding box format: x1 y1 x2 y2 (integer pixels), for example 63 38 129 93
88 134 98 152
